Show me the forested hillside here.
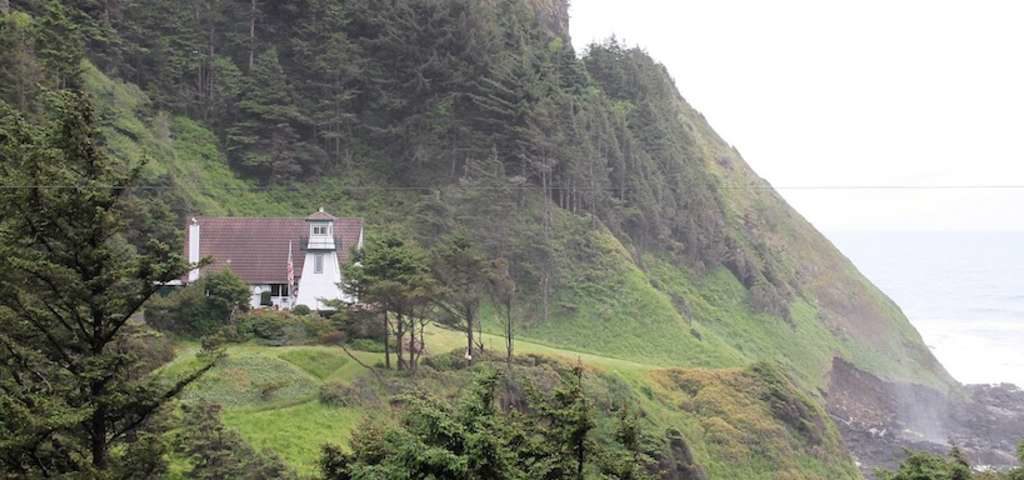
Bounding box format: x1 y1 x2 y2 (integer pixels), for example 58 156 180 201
0 0 961 477
0 0 950 389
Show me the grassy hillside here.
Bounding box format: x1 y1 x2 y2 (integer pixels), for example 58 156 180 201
0 2 964 478
78 52 940 477
161 326 860 479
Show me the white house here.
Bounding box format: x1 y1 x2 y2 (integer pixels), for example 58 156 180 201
184 209 363 310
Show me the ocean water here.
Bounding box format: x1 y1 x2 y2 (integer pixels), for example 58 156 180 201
828 231 1024 388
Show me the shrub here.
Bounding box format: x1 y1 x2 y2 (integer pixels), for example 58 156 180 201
319 380 380 405
300 315 333 340
175 402 297 479
319 330 346 345
114 324 176 378
237 310 290 343
338 307 385 342
292 304 312 316
234 310 333 346
146 270 250 337
347 338 386 353
319 382 357 407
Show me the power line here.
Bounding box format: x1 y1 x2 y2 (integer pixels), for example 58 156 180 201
768 185 1024 191
2 184 1024 192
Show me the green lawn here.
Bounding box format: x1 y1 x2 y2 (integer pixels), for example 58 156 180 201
166 324 861 479
223 401 363 478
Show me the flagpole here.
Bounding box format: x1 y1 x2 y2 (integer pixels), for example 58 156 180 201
287 240 295 308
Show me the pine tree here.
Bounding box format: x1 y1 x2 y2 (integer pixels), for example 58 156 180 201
227 47 321 180
34 1 85 89
0 11 47 112
175 402 296 480
539 363 595 480
0 92 217 475
431 234 491 365
344 235 434 371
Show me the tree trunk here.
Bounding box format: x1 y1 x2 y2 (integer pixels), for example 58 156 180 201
206 23 215 120
90 387 108 470
395 313 405 370
1 0 10 15
465 305 474 365
383 310 391 369
403 323 411 372
477 308 484 353
505 300 513 364
248 0 257 71
418 321 425 367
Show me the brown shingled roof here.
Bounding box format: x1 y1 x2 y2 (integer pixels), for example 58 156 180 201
185 216 363 284
306 209 337 221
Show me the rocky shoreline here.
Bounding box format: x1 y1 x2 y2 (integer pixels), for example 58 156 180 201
827 358 1024 477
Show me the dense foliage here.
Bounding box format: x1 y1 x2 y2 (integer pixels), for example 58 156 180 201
320 367 657 480
1 0 794 316
1 1 955 394
147 269 250 336
879 445 1024 480
343 235 436 370
0 1 965 477
0 92 217 476
175 402 297 480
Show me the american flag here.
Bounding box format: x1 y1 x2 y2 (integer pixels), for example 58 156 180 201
287 241 295 299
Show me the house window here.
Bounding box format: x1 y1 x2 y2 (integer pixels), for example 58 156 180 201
314 254 324 274
313 224 328 236
270 284 290 297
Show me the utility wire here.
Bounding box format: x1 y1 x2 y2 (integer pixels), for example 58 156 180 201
2 184 1024 192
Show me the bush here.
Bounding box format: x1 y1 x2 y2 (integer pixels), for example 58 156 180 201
319 382 357 407
292 304 312 316
338 307 385 342
146 270 250 337
175 402 297 479
233 310 334 346
300 315 333 340
347 338 386 353
114 324 176 378
319 330 346 346
237 310 290 343
319 378 381 409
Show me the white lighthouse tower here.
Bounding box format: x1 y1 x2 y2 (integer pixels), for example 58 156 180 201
295 208 349 310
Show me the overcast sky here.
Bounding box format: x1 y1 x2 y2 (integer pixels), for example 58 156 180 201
569 1 1024 231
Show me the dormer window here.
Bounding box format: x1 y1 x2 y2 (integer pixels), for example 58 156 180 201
313 224 328 236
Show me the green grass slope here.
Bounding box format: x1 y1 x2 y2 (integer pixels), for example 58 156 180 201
164 327 860 479
84 57 948 390
81 57 931 478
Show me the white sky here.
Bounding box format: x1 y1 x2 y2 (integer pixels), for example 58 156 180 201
570 1 1024 231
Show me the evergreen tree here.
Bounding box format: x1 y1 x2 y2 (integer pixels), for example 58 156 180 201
34 1 85 89
431 233 491 364
0 11 46 112
344 235 434 371
878 448 976 480
488 256 516 364
175 402 297 480
227 47 320 180
547 364 596 480
0 92 217 475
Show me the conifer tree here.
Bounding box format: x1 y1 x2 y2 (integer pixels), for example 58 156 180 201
34 1 84 89
228 47 322 180
344 235 434 371
431 234 490 364
0 92 217 475
0 11 46 112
